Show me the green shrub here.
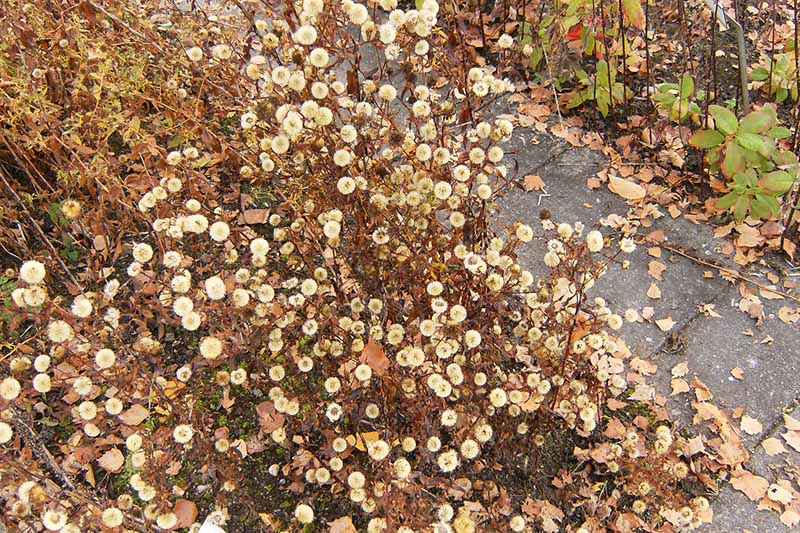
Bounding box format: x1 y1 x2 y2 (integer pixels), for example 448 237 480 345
689 104 798 220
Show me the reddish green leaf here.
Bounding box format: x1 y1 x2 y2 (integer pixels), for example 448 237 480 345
721 143 745 177
758 170 794 195
738 109 777 134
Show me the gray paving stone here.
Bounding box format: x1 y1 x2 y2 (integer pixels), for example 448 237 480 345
497 128 800 532
698 406 800 533
649 284 800 447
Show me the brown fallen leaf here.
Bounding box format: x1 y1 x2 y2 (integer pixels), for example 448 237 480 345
784 414 800 431
97 448 125 473
685 435 705 456
628 384 655 401
328 516 357 533
648 260 667 280
671 378 690 395
242 209 270 224
256 400 285 432
174 499 199 528
671 361 689 378
345 431 380 452
692 377 714 401
359 338 390 376
603 417 627 439
740 415 763 435
608 175 646 200
761 437 787 456
778 306 800 324
730 367 744 380
118 404 149 426
767 483 793 505
759 286 784 300
630 357 657 376
783 430 800 452
647 282 661 299
731 470 769 501
656 317 675 332
523 174 545 191
781 509 800 528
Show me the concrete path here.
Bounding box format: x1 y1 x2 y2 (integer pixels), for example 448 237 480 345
497 121 800 532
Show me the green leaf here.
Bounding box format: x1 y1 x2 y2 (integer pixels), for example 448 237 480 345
709 104 738 136
596 60 610 90
689 130 725 149
622 0 645 30
738 109 777 134
529 47 543 70
758 170 795 195
519 22 533 45
653 92 676 106
680 72 694 97
721 142 745 177
167 134 184 149
733 196 749 221
766 126 792 139
715 191 739 210
597 92 610 117
750 67 770 81
47 202 64 226
415 0 424 9
749 196 771 220
750 195 781 220
736 132 768 155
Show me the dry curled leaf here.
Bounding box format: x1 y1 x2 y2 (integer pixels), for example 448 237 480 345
784 414 800 431
778 306 800 324
782 509 800 528
671 378 690 395
345 431 380 452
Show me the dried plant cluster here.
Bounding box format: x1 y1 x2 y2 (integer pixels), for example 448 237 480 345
0 0 731 532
